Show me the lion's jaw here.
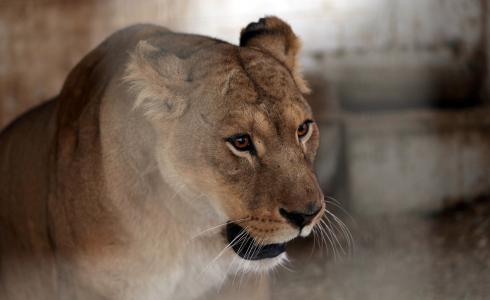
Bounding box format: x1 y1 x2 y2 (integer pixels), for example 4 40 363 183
152 149 288 273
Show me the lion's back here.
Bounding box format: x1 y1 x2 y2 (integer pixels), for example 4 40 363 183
0 100 59 300
0 23 232 299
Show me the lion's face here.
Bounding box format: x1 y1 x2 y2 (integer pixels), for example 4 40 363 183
126 17 323 267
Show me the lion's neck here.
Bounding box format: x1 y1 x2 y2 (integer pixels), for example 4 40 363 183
98 146 231 299
95 93 232 299
113 184 232 299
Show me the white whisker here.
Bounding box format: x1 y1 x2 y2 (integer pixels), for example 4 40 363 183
200 226 249 276
189 216 250 241
318 218 338 260
321 217 346 256
325 209 355 254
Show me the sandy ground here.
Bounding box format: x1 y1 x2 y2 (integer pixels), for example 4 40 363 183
269 196 490 300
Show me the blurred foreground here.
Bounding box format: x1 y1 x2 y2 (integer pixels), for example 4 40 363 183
1 1 490 299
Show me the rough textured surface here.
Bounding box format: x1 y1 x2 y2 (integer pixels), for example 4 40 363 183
0 0 185 128
1 0 488 128
343 108 490 214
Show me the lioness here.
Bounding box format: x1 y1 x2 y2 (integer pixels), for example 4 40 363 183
0 17 324 300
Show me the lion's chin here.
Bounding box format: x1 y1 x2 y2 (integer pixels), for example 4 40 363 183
230 252 289 273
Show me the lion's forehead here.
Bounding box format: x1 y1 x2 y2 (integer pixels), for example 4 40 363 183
220 101 308 140
199 48 311 132
241 49 301 98
215 49 302 101
247 63 297 99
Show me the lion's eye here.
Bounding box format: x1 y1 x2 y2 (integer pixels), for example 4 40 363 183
226 134 255 153
297 120 313 142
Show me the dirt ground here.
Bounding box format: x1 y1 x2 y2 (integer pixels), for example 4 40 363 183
269 196 490 300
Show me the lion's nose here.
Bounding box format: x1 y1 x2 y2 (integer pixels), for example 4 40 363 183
279 203 322 228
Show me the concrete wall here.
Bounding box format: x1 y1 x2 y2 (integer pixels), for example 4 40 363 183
344 109 490 214
1 0 487 128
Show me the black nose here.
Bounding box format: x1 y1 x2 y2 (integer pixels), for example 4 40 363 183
279 206 321 228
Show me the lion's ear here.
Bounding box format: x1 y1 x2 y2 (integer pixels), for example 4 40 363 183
124 40 190 120
239 16 310 94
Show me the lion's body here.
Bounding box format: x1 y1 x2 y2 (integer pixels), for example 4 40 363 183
0 18 323 300
0 100 58 298
0 25 233 300
0 98 228 300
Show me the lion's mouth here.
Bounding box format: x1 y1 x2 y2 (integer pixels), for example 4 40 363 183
226 223 286 260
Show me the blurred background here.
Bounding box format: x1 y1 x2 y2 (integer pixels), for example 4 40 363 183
1 0 489 299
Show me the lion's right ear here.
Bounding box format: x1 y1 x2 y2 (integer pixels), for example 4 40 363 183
124 40 190 120
239 16 310 94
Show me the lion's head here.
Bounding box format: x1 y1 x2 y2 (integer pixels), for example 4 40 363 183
124 17 324 270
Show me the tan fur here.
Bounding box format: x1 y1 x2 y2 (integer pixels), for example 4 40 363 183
0 17 323 300
239 16 310 94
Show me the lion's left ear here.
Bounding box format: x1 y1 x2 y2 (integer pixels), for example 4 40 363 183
239 16 310 94
124 40 190 120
